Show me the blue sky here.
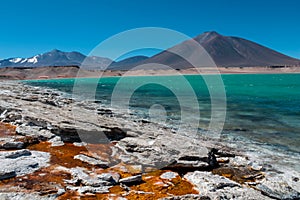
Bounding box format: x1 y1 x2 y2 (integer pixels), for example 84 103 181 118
0 0 300 59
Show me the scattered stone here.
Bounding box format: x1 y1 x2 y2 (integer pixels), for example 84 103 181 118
230 156 249 167
66 185 111 194
119 175 143 185
74 154 109 168
69 168 117 187
185 171 241 192
160 171 179 180
73 142 87 147
248 161 263 171
160 195 211 200
184 171 271 199
49 136 64 147
255 176 300 200
99 172 120 184
167 160 209 170
56 188 66 196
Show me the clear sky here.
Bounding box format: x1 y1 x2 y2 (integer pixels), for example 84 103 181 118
0 0 300 59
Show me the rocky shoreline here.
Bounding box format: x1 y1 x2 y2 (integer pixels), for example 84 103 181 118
0 81 299 199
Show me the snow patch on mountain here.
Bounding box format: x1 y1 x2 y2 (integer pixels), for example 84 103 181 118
9 58 22 63
27 56 38 64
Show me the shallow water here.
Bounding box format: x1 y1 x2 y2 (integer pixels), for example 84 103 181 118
25 73 300 154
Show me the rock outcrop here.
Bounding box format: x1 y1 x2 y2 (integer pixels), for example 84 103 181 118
0 81 299 199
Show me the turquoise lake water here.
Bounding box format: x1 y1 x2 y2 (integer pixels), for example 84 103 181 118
25 74 300 154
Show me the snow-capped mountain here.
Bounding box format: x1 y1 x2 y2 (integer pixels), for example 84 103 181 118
0 49 113 69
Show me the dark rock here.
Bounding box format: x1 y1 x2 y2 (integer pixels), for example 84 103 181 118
0 170 16 180
5 149 32 159
119 175 142 185
1 141 25 150
178 155 207 162
97 108 113 115
293 177 299 182
51 125 125 143
50 126 81 143
140 119 150 124
208 149 219 169
103 127 127 141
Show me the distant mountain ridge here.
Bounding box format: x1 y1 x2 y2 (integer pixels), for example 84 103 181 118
0 49 113 69
195 31 300 67
134 31 300 69
1 32 299 69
